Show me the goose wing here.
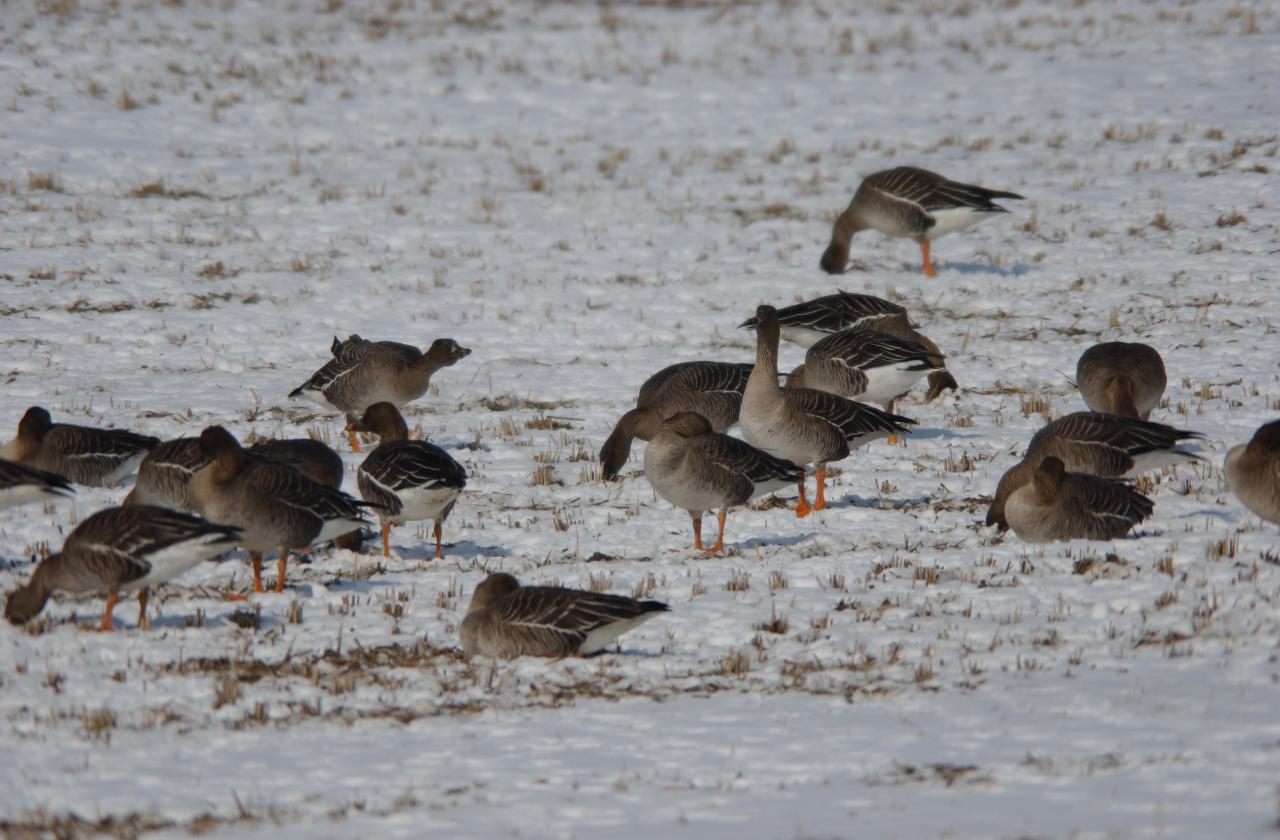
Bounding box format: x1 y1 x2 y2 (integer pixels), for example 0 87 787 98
1044 412 1201 456
700 433 801 486
495 587 666 655
245 459 374 523
867 167 1023 212
741 292 905 334
809 328 942 371
638 362 751 407
786 389 916 442
47 424 158 462
67 506 241 584
1070 475 1154 529
0 458 73 495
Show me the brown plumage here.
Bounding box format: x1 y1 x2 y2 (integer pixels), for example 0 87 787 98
0 406 158 488
1004 457 1154 542
1224 420 1280 527
0 458 74 511
1075 342 1167 420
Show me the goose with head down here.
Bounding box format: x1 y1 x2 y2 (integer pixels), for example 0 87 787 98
1004 457 1154 543
1075 342 1167 420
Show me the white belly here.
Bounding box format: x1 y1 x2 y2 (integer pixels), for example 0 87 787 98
126 534 234 591
925 207 995 239
0 484 64 511
385 485 460 525
779 326 831 349
859 362 934 404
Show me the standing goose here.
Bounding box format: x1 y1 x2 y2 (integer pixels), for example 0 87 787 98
460 572 669 659
188 427 371 594
1224 420 1280 526
599 361 752 480
740 292 958 399
123 437 207 511
289 336 471 451
820 167 1024 278
1076 342 1167 420
4 505 241 630
785 328 946 411
1 406 158 487
0 458 74 511
644 412 801 553
350 402 467 559
1005 457 1154 542
986 412 1202 530
248 436 362 551
740 305 916 517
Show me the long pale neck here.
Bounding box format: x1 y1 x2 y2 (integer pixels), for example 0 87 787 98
830 205 865 250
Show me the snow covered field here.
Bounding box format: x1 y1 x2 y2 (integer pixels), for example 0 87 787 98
1 0 1279 836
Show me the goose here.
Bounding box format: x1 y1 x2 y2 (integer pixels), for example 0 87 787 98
350 402 467 559
1076 342 1167 420
740 291 958 399
123 437 206 511
0 406 158 487
0 458 74 511
986 412 1202 530
785 328 946 411
248 436 362 551
740 305 916 517
289 336 471 451
460 572 669 659
599 361 752 480
1005 457 1154 542
1224 420 1280 527
188 427 371 594
644 411 801 552
820 167 1024 277
4 505 240 630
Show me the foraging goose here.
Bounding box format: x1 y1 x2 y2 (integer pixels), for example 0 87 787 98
1076 342 1167 420
0 458 74 511
1005 457 1154 542
740 292 958 399
786 328 946 410
248 436 362 551
460 572 669 659
986 412 1202 529
820 167 1024 277
4 505 240 630
1 406 158 487
289 336 471 451
599 361 752 480
644 412 801 552
1224 420 1280 526
123 437 207 511
188 427 371 594
350 402 467 559
740 305 916 517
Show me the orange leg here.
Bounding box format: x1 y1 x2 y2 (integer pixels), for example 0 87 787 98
709 510 727 553
692 515 703 551
433 521 444 560
251 552 265 593
381 522 392 558
814 467 828 511
274 551 287 593
795 480 812 519
347 426 362 454
98 592 118 632
137 588 150 630
920 240 935 278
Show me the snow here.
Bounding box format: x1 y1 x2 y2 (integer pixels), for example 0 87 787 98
1 0 1279 836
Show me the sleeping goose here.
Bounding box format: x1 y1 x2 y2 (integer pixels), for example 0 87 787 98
644 411 800 553
289 336 471 451
785 328 946 411
4 505 240 630
986 412 1202 530
1005 457 1154 542
0 406 158 487
740 305 916 517
740 292 958 399
350 402 467 559
1224 420 1280 527
820 167 1024 277
188 427 371 594
0 458 74 511
1076 342 1167 420
460 572 669 659
599 361 752 480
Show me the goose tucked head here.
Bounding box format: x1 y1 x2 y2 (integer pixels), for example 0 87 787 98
662 412 714 438
986 458 1036 530
17 406 53 442
350 402 410 442
198 426 246 480
468 572 520 613
1032 456 1067 501
423 338 471 368
1247 419 1280 455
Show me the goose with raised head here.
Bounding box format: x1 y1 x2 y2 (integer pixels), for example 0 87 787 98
5 505 240 630
290 336 471 451
1224 420 1280 527
599 361 752 480
0 458 74 511
644 411 800 553
350 402 466 559
820 167 1024 278
785 328 946 411
1 406 158 488
740 305 916 517
1076 342 1167 420
1004 457 1154 542
986 413 1202 530
460 573 669 659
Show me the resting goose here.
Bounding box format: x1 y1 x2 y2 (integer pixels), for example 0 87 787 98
1005 457 1154 542
599 361 752 480
786 328 946 411
188 427 371 594
1224 420 1280 526
350 402 467 559
123 437 206 511
1 406 158 488
4 505 240 630
0 458 74 511
289 336 471 451
740 305 916 517
820 167 1024 277
740 292 958 400
460 572 669 659
644 411 800 552
986 412 1202 529
1076 342 1167 420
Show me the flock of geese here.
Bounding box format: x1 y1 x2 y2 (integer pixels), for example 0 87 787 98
2 166 1277 659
